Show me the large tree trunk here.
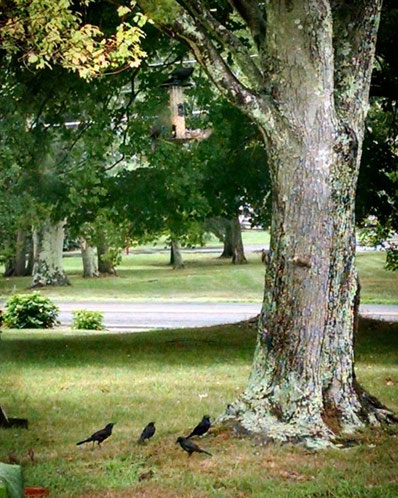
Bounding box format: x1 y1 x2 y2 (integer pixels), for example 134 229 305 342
145 0 396 445
170 240 184 269
31 220 70 287
231 216 247 265
80 238 99 278
221 2 396 446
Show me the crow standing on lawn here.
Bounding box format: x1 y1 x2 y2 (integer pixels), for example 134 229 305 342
138 422 156 444
187 415 211 439
76 422 115 447
176 437 212 457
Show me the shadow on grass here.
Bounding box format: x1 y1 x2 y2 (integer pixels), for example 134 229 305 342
0 323 257 369
0 318 397 497
2 318 397 370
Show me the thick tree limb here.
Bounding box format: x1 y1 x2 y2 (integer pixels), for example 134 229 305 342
160 11 275 130
228 0 267 51
332 0 383 129
177 0 264 88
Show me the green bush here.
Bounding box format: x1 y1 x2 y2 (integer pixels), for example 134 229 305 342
72 309 105 330
3 292 59 329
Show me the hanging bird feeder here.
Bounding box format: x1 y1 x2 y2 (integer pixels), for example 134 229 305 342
161 66 212 142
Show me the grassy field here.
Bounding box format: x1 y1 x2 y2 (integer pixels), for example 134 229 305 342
0 319 397 497
0 249 397 304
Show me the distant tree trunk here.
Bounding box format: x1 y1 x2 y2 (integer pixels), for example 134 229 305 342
31 220 70 287
3 259 14 277
231 217 247 265
2 230 28 277
25 238 34 276
97 235 115 275
206 217 245 262
80 238 99 278
14 230 27 276
219 220 234 258
170 240 184 269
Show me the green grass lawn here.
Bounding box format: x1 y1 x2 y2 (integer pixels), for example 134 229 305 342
0 319 397 497
137 229 271 250
0 249 396 304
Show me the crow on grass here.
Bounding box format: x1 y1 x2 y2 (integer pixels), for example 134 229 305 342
176 437 212 457
76 423 115 448
187 415 211 438
138 422 156 444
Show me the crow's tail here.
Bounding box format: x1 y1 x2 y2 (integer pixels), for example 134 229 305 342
201 449 212 456
76 438 91 446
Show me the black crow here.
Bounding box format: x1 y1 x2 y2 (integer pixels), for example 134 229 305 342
187 415 211 438
162 66 194 85
76 422 115 447
176 437 212 456
138 422 156 444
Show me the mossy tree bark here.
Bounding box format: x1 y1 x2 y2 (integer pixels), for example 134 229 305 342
32 220 69 287
145 0 397 445
80 238 99 278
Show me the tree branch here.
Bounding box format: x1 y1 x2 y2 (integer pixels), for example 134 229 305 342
332 0 383 129
228 0 267 51
177 0 264 88
159 11 275 130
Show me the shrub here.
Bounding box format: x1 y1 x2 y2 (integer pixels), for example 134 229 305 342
72 310 105 330
3 293 59 329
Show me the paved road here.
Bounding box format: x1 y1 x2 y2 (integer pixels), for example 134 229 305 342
53 301 398 330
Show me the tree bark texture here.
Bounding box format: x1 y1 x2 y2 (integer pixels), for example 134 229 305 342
32 220 70 287
222 2 394 445
142 0 396 445
80 238 99 278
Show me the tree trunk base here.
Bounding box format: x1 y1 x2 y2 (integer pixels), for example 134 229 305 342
219 381 397 449
31 265 70 287
232 252 248 265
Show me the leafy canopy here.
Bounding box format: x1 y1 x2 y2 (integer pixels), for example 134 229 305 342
0 0 148 78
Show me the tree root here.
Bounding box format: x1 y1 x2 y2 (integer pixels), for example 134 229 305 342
218 383 397 450
356 382 398 425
